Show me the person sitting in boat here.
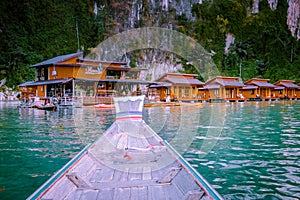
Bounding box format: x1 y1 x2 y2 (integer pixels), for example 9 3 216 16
45 99 51 105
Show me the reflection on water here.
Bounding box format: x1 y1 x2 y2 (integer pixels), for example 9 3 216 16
0 101 300 199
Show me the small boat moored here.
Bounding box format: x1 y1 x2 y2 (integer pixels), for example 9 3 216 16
27 95 222 200
35 97 57 111
94 103 115 109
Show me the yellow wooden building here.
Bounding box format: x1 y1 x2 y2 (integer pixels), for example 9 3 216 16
272 80 298 99
202 76 244 101
241 78 275 100
148 73 204 102
19 52 149 104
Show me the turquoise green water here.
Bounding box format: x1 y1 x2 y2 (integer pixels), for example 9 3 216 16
0 101 299 199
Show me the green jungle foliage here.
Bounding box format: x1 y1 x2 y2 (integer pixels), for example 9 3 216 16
0 0 299 89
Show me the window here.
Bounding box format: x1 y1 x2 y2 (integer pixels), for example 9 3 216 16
184 87 190 97
106 70 121 79
37 68 45 81
250 89 255 95
214 89 219 96
124 71 138 79
179 86 183 97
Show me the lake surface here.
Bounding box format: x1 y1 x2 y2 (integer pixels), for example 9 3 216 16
0 100 299 199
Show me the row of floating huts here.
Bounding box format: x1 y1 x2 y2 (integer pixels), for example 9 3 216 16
149 73 300 103
18 52 300 105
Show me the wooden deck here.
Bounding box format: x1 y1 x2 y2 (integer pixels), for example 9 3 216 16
28 120 221 200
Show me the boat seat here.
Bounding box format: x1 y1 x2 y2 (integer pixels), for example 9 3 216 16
184 190 205 200
156 167 182 184
66 172 91 188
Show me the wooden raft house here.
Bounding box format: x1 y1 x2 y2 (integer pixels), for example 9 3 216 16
296 83 300 98
241 78 276 101
272 80 299 99
27 96 222 200
18 52 150 105
200 76 245 102
148 73 204 102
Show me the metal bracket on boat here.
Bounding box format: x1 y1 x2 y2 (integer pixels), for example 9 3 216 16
66 172 91 188
156 167 182 184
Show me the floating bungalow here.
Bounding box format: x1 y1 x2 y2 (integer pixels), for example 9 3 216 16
241 78 276 101
200 76 245 102
148 73 204 102
296 83 300 98
272 80 299 99
19 52 150 105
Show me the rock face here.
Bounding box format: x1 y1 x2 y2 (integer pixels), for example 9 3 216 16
133 50 184 81
92 0 205 80
251 0 300 40
91 0 300 80
287 0 300 40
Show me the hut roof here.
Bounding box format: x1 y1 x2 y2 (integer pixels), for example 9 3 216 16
30 52 83 68
241 85 258 90
18 78 73 86
273 86 285 90
251 81 275 88
204 84 221 89
165 77 204 85
149 82 173 88
214 79 244 87
279 82 299 88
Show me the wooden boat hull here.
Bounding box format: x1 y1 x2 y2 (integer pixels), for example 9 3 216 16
94 104 115 109
27 96 222 200
36 105 57 111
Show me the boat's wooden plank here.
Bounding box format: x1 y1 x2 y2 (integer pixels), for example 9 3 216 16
109 169 123 182
142 166 152 180
89 165 114 182
105 131 121 147
72 155 97 177
146 135 161 146
164 182 185 200
127 135 139 148
65 189 82 200
156 167 182 184
128 167 142 181
43 176 76 199
96 188 114 200
67 173 91 188
130 186 148 200
151 161 180 179
184 190 205 200
113 188 131 200
172 169 201 195
118 167 129 182
86 179 166 189
148 185 165 200
79 189 98 200
136 135 151 148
